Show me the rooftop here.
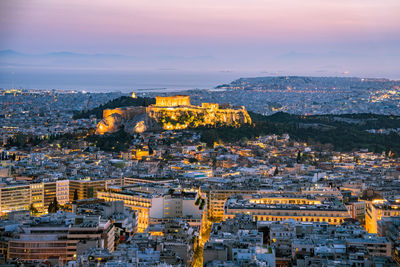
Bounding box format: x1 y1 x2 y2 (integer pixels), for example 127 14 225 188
225 198 347 211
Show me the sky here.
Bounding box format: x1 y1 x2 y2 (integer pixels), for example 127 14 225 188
0 0 400 79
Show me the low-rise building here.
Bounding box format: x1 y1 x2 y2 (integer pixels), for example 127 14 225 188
224 194 350 225
366 199 400 234
8 213 115 265
97 186 205 232
204 215 275 267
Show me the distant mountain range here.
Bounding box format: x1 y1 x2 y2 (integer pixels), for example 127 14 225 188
0 50 215 71
0 49 135 70
0 49 140 58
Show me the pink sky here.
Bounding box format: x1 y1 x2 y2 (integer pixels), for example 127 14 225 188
0 0 399 76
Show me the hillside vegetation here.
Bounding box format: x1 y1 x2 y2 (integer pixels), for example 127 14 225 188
73 96 155 119
198 112 400 156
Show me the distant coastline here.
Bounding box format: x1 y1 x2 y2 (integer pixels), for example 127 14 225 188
0 70 246 93
1 70 399 94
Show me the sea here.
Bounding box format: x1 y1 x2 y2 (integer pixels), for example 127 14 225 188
0 70 256 93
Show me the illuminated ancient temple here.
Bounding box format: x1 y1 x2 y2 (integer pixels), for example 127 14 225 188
155 95 190 107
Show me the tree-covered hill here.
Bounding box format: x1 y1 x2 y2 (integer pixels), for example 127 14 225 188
73 96 155 119
198 112 400 156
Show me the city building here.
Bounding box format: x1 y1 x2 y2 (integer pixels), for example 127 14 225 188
8 213 115 264
224 194 350 225
0 181 30 215
97 186 205 232
366 199 400 234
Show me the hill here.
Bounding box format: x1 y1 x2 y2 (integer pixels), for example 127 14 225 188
219 76 400 91
73 95 400 155
73 96 156 119
198 112 400 156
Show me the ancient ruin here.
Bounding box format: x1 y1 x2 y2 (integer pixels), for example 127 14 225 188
96 95 252 134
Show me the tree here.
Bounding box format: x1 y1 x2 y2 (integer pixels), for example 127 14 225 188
168 188 175 195
296 151 302 163
48 197 59 213
29 203 38 215
274 166 279 176
48 201 54 213
212 158 217 168
73 189 79 201
148 143 154 155
73 96 155 119
188 158 198 164
53 197 59 212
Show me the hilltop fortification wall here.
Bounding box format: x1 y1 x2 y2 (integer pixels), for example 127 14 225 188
103 106 146 120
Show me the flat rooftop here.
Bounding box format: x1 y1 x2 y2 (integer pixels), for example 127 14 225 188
225 199 348 211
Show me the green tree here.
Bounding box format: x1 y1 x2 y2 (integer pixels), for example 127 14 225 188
53 197 59 212
73 189 79 201
29 203 38 215
188 158 198 164
48 201 54 213
148 144 154 155
48 197 59 213
274 166 279 176
168 188 175 195
296 151 302 163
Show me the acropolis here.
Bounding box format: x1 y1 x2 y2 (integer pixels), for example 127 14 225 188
96 95 252 134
